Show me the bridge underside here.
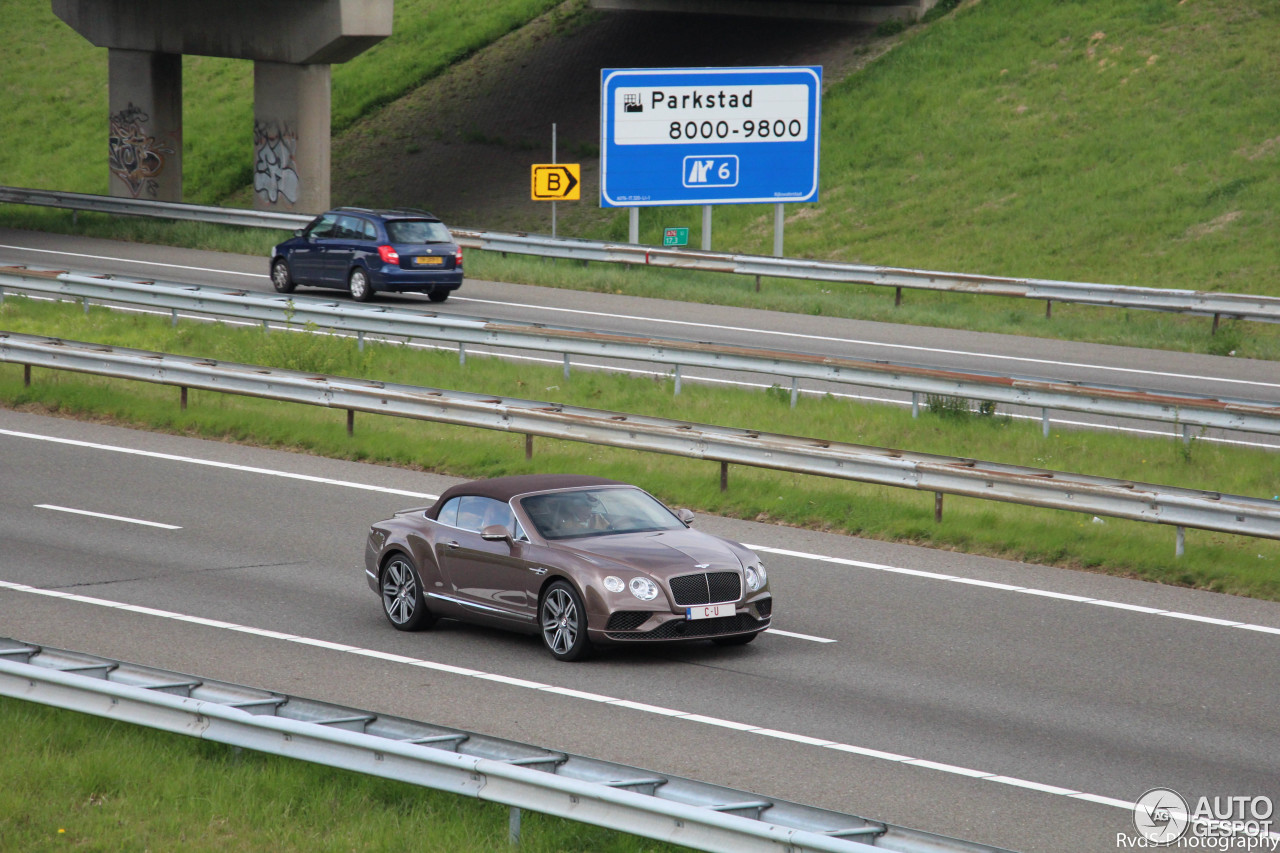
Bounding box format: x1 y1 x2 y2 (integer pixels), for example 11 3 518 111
589 0 938 23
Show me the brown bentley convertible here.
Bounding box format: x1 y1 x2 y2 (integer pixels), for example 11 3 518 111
364 474 772 660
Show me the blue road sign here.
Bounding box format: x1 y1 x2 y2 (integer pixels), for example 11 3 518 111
600 66 821 208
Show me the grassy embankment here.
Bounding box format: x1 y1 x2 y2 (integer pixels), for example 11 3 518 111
0 697 691 853
4 295 1278 599
2 0 1279 357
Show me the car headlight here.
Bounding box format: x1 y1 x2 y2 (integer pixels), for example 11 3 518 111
745 563 767 591
603 576 625 593
629 577 659 601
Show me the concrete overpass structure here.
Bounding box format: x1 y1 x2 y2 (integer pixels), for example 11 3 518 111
52 0 392 212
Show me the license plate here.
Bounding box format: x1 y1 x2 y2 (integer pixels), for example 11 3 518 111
686 603 736 621
416 256 443 265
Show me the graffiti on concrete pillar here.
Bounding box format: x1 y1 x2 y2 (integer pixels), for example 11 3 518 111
108 103 175 198
254 120 301 205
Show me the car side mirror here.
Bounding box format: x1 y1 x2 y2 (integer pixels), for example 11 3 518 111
481 524 513 543
676 508 695 525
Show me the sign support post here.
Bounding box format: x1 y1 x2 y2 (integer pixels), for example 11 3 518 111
702 205 711 251
774 202 784 257
551 123 557 238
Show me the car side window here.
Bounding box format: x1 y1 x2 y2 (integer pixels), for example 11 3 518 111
455 495 489 533
436 497 459 527
336 215 365 240
307 214 338 239
362 219 377 240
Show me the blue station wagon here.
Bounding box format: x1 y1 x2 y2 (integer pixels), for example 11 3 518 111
271 207 464 302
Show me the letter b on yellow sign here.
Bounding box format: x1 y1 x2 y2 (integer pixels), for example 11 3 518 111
531 164 581 201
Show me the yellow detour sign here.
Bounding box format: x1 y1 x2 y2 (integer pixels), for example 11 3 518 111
531 164 580 201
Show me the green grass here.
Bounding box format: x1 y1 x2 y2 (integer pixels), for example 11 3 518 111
4 295 1278 600
3 0 1278 359
0 697 691 853
0 0 562 204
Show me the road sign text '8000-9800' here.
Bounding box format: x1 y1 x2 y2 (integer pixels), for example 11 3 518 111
600 66 821 208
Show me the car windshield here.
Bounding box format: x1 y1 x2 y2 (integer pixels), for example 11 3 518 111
520 488 684 541
386 219 451 244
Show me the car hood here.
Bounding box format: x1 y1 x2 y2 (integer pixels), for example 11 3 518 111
558 528 743 576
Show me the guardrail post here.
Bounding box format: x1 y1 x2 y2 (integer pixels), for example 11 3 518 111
790 377 799 408
1176 526 1185 557
673 365 681 396
1182 423 1192 445
180 386 187 411
23 365 31 387
720 461 728 492
459 342 466 366
934 492 944 523
1042 408 1051 437
171 307 178 327
563 353 570 380
357 331 364 353
1045 300 1052 319
911 392 919 418
525 434 534 460
894 286 902 308
1212 313 1220 335
508 805 522 845
347 410 354 437
83 296 90 315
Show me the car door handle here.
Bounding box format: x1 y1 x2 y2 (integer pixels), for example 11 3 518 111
443 541 460 550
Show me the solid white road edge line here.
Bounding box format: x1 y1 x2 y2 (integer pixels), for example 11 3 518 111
0 577 1165 821
5 427 1277 638
35 504 181 530
745 544 1280 638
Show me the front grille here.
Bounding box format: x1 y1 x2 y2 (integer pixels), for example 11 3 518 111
669 572 741 606
605 613 766 642
605 611 652 631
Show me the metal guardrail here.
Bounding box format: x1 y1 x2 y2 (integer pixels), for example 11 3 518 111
2 185 1278 325
4 266 1279 440
3 332 1278 550
0 639 1009 853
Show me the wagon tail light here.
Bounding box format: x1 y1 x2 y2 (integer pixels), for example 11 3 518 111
377 245 399 264
455 246 464 267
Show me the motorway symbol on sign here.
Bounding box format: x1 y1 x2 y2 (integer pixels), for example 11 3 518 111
663 227 689 247
600 66 821 207
531 164 580 200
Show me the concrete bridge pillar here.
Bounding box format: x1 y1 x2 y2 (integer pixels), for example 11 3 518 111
253 62 332 213
107 49 183 201
52 0 391 213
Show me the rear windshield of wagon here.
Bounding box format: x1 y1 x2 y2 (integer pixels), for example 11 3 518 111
386 220 452 244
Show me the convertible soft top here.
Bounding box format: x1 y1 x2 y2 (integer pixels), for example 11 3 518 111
425 474 624 519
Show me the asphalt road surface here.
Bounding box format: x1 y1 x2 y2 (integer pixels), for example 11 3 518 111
2 407 1277 853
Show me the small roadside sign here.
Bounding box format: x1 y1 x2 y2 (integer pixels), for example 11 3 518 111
531 164 580 200
663 227 689 247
